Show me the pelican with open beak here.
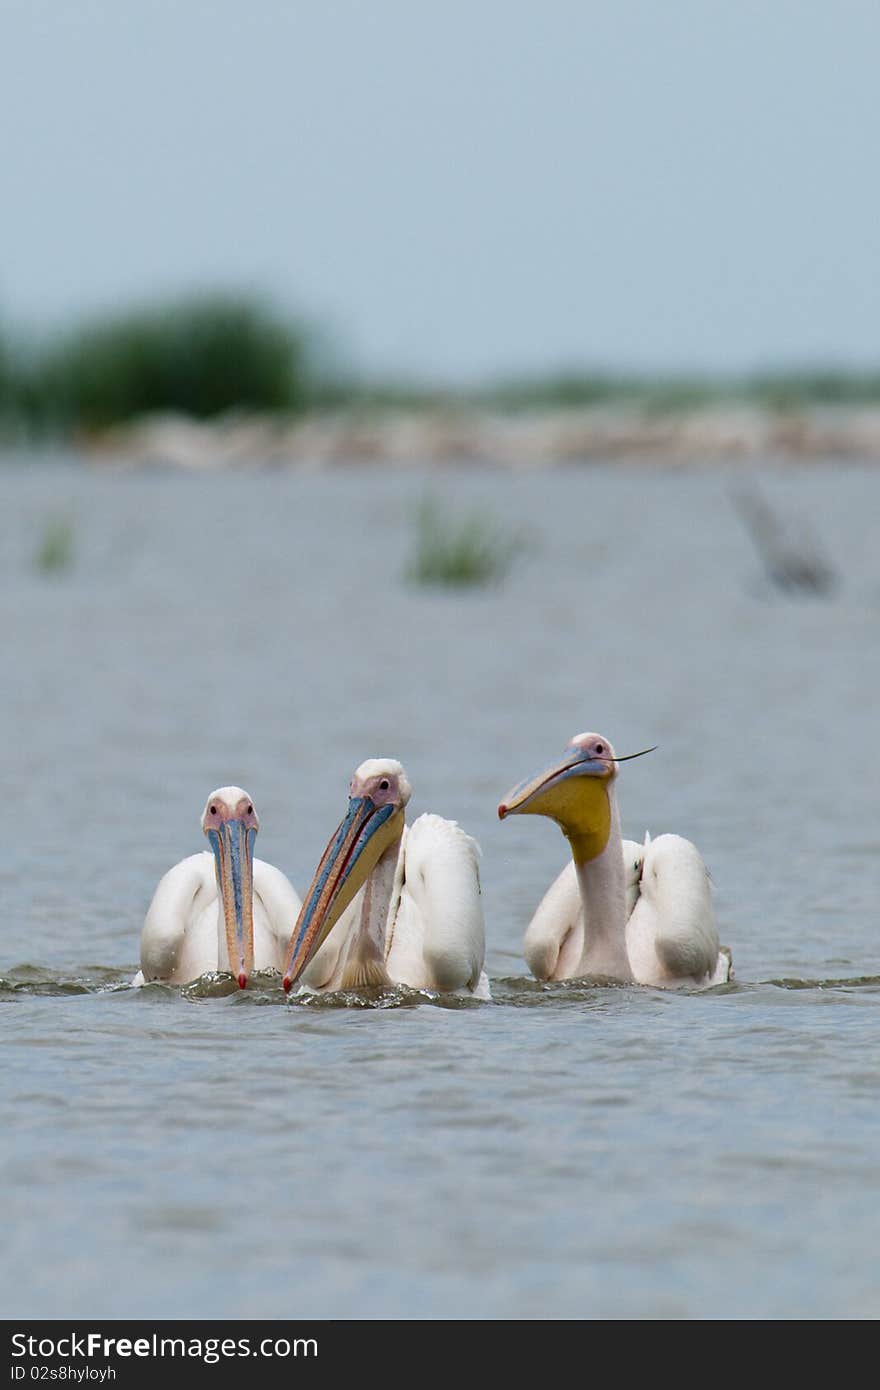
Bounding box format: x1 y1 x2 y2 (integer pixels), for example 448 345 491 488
135 787 301 988
500 732 731 987
283 759 489 998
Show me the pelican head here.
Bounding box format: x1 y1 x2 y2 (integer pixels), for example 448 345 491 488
282 759 410 992
498 732 619 863
201 786 260 989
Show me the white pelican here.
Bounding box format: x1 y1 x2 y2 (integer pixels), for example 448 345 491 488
499 733 731 988
135 787 301 988
282 759 490 998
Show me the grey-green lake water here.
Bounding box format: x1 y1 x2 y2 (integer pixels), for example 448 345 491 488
2 457 879 1319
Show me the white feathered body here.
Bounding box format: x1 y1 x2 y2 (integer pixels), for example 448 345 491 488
524 833 730 988
137 851 301 984
625 833 728 987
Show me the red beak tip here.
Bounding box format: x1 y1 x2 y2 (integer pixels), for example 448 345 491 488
282 976 292 994
497 804 508 820
237 973 247 990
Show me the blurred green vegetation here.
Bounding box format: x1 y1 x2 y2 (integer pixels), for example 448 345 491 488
2 293 310 434
34 514 76 574
2 291 880 441
743 370 880 410
406 495 521 588
475 370 880 414
305 368 880 416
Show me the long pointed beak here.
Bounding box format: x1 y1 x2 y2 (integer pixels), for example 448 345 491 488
282 797 404 992
498 746 616 863
499 748 612 819
498 744 656 821
208 819 256 988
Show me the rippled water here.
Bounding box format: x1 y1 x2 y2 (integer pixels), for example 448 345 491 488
3 456 880 1319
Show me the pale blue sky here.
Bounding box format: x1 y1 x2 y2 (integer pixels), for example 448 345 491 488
2 1 878 380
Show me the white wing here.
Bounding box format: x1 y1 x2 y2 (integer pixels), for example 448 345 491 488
626 833 722 986
523 860 583 981
388 814 486 993
139 852 218 983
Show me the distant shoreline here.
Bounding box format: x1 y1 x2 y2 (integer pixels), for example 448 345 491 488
57 402 880 470
5 292 880 467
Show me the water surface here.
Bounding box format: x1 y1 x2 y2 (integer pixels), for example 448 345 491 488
3 457 879 1319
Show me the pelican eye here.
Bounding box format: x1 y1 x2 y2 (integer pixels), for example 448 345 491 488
247 805 253 815
209 805 217 815
379 779 390 791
